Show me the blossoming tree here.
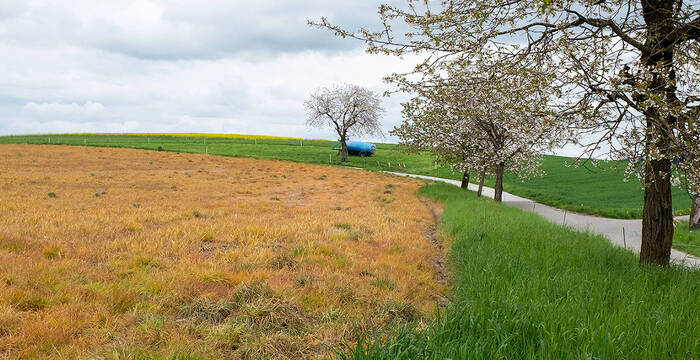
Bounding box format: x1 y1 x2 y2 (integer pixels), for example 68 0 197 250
305 84 384 162
393 56 565 202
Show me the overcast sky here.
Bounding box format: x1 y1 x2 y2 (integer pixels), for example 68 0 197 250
0 0 419 141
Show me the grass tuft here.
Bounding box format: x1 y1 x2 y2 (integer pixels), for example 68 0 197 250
377 299 420 324
370 276 396 291
42 245 64 260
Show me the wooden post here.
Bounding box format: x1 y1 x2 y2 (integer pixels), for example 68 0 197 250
623 227 627 249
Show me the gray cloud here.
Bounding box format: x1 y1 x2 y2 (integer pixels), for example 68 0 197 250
0 1 400 60
0 0 25 21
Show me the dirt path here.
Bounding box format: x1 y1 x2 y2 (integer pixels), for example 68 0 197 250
419 197 451 307
389 172 700 268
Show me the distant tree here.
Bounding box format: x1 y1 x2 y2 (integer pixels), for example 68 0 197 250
678 108 700 230
311 1 700 266
304 84 384 162
691 195 700 231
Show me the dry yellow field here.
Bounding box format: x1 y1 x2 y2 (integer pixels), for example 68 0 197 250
0 145 446 359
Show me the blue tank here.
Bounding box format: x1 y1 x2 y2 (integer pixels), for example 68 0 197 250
334 141 376 156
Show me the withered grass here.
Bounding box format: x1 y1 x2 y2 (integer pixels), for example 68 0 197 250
0 145 445 359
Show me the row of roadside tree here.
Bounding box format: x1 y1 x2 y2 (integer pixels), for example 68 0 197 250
309 0 700 267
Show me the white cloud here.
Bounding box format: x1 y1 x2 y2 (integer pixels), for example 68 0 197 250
23 101 106 120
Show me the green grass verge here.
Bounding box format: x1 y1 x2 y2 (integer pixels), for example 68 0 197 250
673 222 700 258
0 133 692 218
344 183 700 359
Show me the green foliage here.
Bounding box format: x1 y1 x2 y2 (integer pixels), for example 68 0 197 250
344 183 700 359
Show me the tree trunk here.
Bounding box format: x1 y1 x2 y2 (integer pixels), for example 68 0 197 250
637 0 677 267
477 168 486 198
640 157 674 267
494 162 505 203
340 140 348 162
690 194 700 231
460 170 470 189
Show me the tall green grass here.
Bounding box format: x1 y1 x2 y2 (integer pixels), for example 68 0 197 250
345 183 700 359
0 133 692 218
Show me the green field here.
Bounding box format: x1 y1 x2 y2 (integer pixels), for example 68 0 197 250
0 133 692 218
673 222 700 257
347 183 700 359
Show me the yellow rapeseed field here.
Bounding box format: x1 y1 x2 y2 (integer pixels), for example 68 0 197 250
0 145 446 359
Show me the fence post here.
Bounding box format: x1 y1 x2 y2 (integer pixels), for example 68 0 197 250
623 227 627 249
563 210 568 226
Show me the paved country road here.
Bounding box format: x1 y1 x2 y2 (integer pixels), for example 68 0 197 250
387 172 700 268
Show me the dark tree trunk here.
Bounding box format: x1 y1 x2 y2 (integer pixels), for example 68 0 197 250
494 162 505 203
461 170 470 189
638 0 678 267
477 168 486 198
640 157 674 266
635 0 679 266
340 140 348 162
690 194 700 231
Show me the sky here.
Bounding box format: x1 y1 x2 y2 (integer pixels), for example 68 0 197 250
0 0 416 142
